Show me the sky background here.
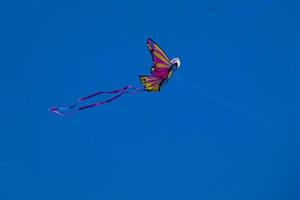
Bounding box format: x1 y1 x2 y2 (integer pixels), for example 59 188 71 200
0 0 300 199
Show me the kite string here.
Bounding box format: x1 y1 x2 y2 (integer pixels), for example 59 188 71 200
49 85 145 116
174 73 300 140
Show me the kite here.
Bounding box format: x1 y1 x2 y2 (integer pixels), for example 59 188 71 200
50 38 181 116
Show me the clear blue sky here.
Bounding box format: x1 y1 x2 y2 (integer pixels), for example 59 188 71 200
0 0 299 199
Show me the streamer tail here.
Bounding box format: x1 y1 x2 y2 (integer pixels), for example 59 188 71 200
49 85 144 116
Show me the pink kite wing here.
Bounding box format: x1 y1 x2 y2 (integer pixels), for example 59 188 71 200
139 75 164 92
147 38 172 79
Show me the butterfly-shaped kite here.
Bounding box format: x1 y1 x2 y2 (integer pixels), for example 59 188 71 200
50 38 181 116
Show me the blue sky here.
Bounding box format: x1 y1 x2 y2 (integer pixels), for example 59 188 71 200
0 0 299 199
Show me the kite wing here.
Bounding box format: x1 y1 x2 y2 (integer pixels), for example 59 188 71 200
147 38 172 80
139 75 163 92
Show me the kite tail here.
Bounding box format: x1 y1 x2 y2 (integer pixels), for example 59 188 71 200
49 85 144 116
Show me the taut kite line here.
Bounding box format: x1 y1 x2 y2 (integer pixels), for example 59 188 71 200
50 38 181 116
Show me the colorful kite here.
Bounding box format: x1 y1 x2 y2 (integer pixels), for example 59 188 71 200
50 38 181 116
